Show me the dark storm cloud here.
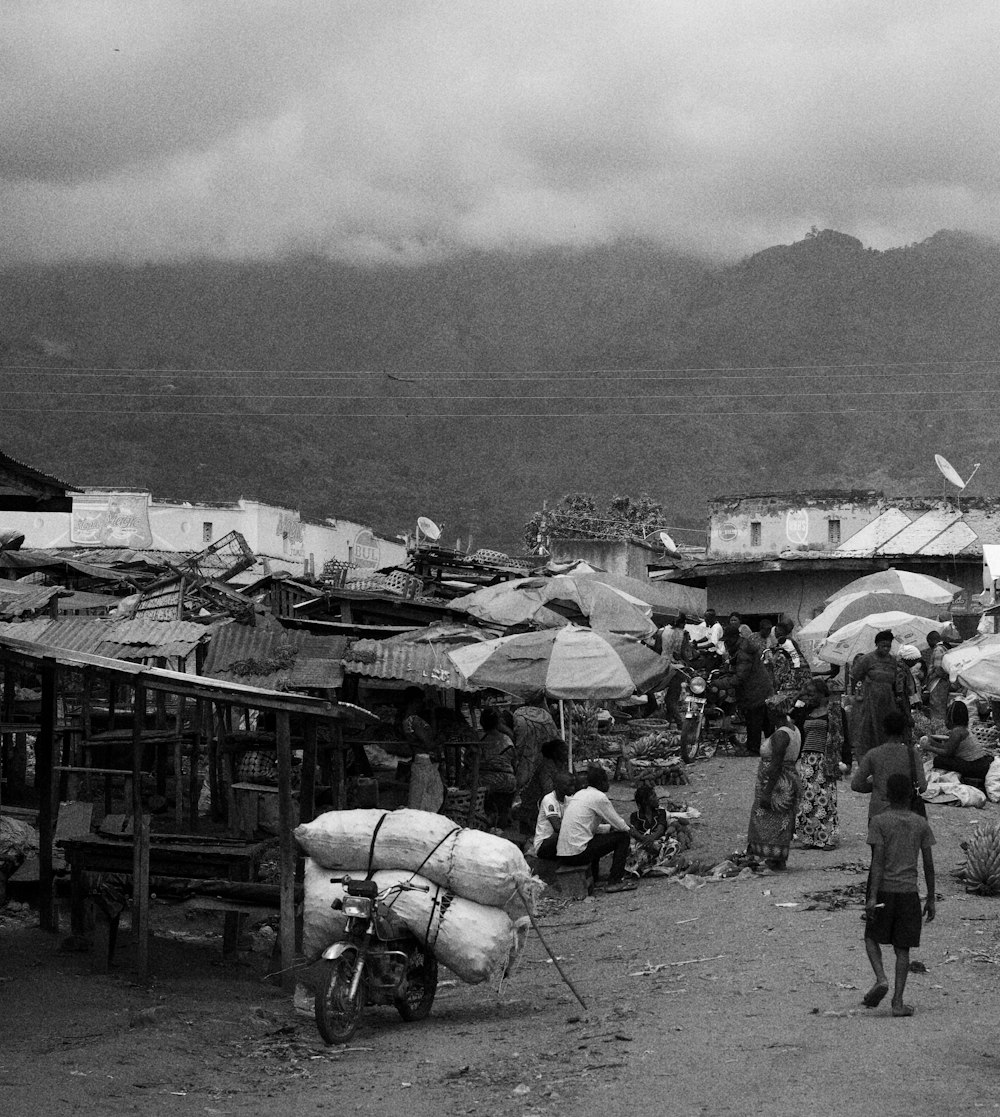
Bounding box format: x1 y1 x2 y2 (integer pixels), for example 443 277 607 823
2 1 999 263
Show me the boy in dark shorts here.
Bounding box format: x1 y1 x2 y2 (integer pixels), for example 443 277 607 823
863 772 935 1017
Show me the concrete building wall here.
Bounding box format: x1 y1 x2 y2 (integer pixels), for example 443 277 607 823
548 539 659 580
708 492 1000 561
0 490 405 580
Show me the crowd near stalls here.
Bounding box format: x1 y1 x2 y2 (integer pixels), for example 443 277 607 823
5 506 1000 1001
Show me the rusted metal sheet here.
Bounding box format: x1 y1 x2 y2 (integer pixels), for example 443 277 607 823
200 624 349 690
344 624 490 690
0 616 218 660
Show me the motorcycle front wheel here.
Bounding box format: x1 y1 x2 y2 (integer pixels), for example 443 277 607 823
394 946 438 1022
315 955 363 1044
679 718 702 763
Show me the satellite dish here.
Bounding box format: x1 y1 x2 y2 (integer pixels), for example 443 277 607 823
935 454 967 489
658 531 678 553
417 516 441 542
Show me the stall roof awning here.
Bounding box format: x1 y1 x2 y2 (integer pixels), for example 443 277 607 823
0 632 376 721
201 623 349 690
343 623 492 690
0 584 68 620
0 617 221 660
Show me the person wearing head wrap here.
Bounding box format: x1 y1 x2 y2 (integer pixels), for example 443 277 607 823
897 644 927 713
849 630 913 763
746 698 803 870
925 631 949 727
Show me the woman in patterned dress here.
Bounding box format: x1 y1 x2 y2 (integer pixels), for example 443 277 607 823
746 696 803 870
794 679 844 850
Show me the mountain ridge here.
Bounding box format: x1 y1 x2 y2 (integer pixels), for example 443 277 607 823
2 229 998 551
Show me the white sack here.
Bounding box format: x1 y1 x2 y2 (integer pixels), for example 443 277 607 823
949 782 988 809
301 862 526 984
986 757 1000 803
294 808 532 908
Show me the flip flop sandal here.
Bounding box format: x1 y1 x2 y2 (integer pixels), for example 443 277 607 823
863 983 889 1008
891 1004 915 1017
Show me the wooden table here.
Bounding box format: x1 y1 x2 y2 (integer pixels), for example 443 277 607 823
59 833 277 967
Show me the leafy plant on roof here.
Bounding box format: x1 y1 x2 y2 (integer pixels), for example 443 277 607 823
523 492 665 552
229 644 298 678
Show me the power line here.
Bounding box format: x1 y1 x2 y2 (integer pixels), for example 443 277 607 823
0 387 991 400
0 404 995 417
4 359 1000 380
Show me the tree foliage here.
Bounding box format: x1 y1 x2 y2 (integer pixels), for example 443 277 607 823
523 492 665 552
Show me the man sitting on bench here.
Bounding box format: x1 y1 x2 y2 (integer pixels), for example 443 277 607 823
556 764 636 893
532 770 575 860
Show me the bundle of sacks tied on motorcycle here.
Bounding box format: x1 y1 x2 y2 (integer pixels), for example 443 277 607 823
294 808 541 984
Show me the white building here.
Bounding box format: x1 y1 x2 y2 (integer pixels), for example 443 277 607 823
1 489 406 581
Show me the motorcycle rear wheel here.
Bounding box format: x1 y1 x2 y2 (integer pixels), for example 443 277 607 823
394 947 438 1022
315 956 363 1044
679 719 702 763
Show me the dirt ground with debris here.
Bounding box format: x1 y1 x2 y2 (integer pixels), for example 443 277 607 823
3 757 1000 1117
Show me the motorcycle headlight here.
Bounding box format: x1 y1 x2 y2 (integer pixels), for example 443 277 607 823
689 676 707 696
342 896 373 920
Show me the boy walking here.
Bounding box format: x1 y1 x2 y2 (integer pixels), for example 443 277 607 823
863 772 935 1017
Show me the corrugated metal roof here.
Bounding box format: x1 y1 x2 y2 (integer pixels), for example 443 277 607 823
344 624 491 690
0 617 219 660
201 624 349 690
0 584 65 619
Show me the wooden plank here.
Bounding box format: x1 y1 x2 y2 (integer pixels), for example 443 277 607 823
52 801 94 870
300 717 317 825
275 711 296 993
135 813 151 979
37 657 58 932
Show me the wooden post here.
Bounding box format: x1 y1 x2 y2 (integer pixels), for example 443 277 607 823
135 813 151 979
131 681 146 939
174 694 186 828
300 717 318 824
275 710 297 993
466 744 480 829
37 657 59 932
154 659 168 797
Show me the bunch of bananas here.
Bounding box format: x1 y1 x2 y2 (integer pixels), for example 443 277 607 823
961 822 1000 895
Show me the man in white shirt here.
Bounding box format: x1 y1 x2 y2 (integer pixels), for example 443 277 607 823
556 765 635 892
532 771 574 860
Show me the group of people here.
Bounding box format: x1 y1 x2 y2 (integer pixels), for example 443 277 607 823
529 762 688 891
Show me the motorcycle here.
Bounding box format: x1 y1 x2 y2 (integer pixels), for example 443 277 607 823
314 875 438 1044
678 666 746 762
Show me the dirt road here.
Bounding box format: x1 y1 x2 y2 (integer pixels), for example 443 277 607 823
3 757 999 1117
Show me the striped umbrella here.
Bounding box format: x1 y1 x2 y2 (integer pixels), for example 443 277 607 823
446 624 668 701
816 611 942 666
448 574 655 637
826 568 959 606
797 591 943 641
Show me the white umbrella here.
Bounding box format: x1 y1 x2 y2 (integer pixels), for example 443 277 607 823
798 591 942 641
826 568 960 607
816 611 942 666
943 634 1000 692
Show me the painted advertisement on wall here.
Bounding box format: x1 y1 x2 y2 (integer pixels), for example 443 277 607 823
71 492 153 548
353 528 381 571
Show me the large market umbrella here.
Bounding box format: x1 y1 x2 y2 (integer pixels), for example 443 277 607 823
797 591 943 642
448 625 669 767
447 624 668 701
942 634 1000 691
449 575 655 637
816 611 943 666
826 568 960 607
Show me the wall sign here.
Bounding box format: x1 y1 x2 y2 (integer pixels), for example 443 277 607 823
786 509 810 545
353 529 381 570
718 522 739 542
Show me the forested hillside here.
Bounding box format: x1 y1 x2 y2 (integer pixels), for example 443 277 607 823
2 228 998 551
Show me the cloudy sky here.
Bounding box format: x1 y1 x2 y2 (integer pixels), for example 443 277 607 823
3 1 998 265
